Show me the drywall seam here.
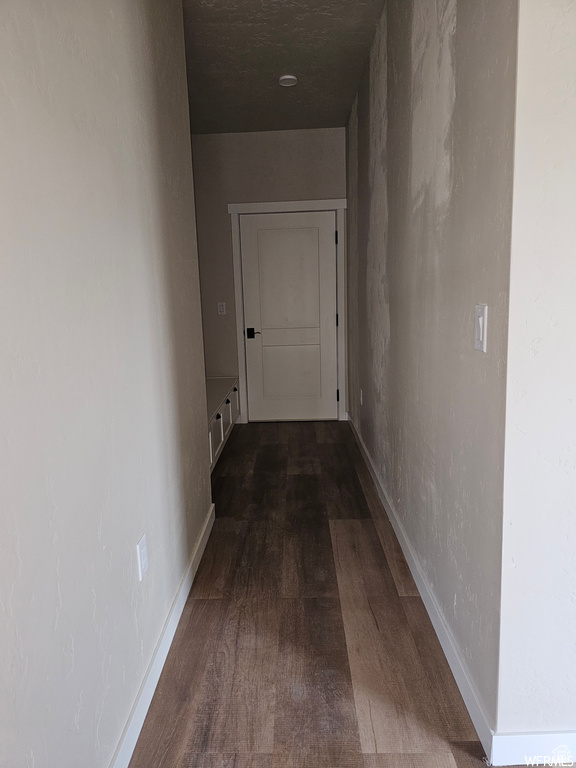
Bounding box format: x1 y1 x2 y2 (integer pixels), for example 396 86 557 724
348 418 494 756
109 504 215 768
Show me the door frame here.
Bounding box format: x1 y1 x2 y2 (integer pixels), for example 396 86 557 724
228 199 347 424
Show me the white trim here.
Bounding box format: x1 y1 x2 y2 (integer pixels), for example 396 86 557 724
230 199 347 423
491 731 576 767
109 504 215 768
228 199 347 215
231 213 249 423
348 419 495 758
336 207 347 421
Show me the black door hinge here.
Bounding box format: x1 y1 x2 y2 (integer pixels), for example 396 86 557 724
335 231 339 245
336 313 339 327
337 389 340 402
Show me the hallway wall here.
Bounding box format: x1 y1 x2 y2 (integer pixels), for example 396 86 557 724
192 128 346 378
499 0 576 738
0 1 211 766
347 0 517 729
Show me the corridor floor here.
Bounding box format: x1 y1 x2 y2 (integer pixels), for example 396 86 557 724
129 422 490 768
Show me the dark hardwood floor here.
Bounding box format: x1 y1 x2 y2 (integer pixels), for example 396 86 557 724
129 422 490 768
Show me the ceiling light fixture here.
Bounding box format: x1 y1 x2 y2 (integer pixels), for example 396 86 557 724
278 74 298 87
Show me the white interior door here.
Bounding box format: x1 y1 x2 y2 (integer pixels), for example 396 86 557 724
240 211 338 421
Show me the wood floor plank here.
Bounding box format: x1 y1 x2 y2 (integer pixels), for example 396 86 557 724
285 474 322 503
278 421 318 444
287 453 322 476
249 446 288 509
352 454 418 596
287 443 322 475
317 441 350 473
371 513 419 597
363 755 458 768
258 422 282 445
272 757 363 768
184 593 279 754
330 518 399 603
190 520 247 599
229 521 283 598
401 597 478 741
449 742 494 768
212 425 260 481
239 501 286 526
228 423 262 450
330 520 448 754
284 476 329 527
253 444 289 474
249 480 287 510
315 421 355 444
214 473 284 517
274 598 361 760
318 443 371 519
212 474 253 520
281 522 339 598
183 755 273 768
215 442 258 478
128 599 225 768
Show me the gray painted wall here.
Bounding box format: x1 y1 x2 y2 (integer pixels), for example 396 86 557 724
0 1 211 765
192 128 346 378
347 0 518 727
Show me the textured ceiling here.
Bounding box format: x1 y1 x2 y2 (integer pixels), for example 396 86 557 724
182 0 386 134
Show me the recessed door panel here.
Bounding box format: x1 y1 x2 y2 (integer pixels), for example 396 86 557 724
262 345 322 400
258 228 320 329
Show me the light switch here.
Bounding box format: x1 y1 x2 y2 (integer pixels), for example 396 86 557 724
217 302 227 316
474 304 488 353
136 534 148 582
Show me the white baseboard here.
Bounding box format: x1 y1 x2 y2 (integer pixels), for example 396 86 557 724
109 503 215 768
348 420 496 759
491 731 576 767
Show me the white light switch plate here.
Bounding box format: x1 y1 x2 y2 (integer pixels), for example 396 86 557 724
217 302 227 316
136 534 148 582
474 304 488 353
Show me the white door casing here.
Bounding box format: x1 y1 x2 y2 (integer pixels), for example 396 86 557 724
240 211 338 421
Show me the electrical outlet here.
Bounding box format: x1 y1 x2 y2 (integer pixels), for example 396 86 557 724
136 534 148 582
217 302 227 316
360 389 363 406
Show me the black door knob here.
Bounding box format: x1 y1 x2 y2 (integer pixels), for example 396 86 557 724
246 328 261 339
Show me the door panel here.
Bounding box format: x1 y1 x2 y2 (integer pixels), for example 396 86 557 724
240 211 338 421
262 345 322 400
258 228 320 328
